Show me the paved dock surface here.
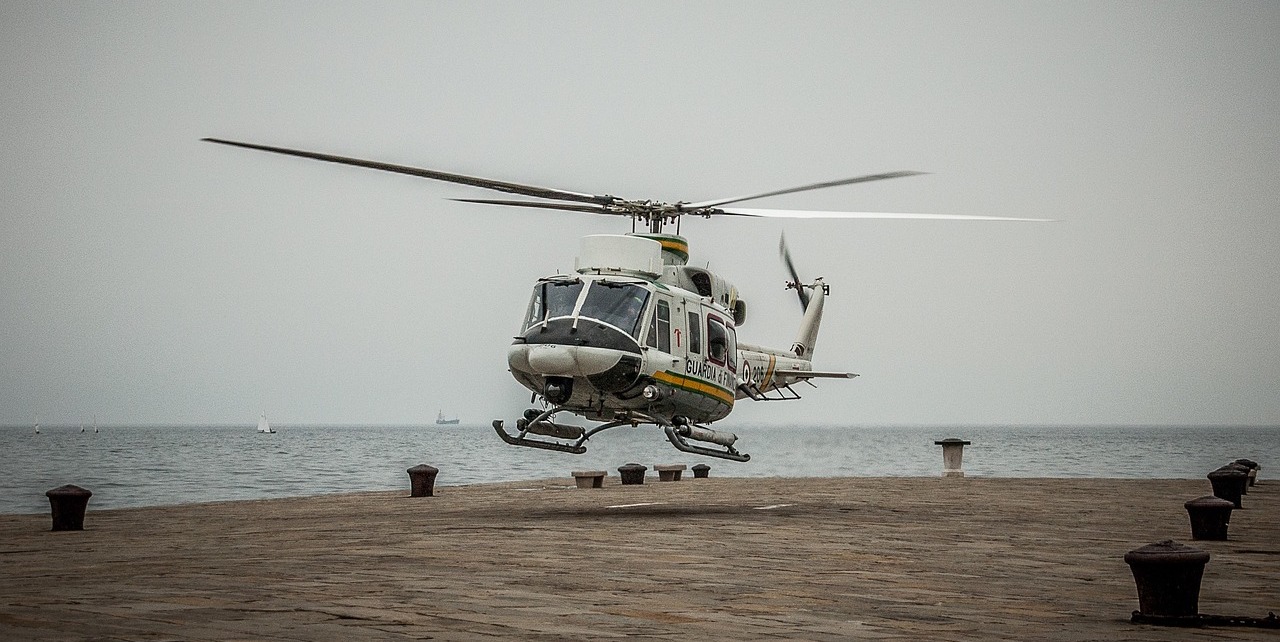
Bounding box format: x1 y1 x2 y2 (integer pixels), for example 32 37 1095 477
1 476 1276 640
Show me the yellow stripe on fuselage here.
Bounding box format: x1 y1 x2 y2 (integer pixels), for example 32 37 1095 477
653 370 735 406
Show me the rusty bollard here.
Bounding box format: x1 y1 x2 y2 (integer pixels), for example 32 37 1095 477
1233 458 1259 487
407 464 439 497
46 485 92 531
934 438 971 477
1124 540 1210 621
1184 495 1234 540
691 463 711 479
1208 465 1248 509
618 463 647 485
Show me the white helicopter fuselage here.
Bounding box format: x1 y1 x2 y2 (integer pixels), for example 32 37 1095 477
506 234 825 426
200 137 1041 461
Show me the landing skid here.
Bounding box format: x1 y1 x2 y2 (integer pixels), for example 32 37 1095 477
491 407 751 462
492 406 630 456
492 420 587 454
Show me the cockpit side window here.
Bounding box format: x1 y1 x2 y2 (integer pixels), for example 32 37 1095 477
579 282 651 338
524 288 544 331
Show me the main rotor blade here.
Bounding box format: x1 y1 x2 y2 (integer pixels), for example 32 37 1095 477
685 171 926 209
450 198 620 216
718 208 1055 221
202 138 612 206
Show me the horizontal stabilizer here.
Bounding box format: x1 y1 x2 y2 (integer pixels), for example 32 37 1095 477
778 369 859 379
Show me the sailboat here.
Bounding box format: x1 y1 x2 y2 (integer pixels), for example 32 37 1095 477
435 410 460 426
257 413 276 434
34 415 40 435
94 415 98 433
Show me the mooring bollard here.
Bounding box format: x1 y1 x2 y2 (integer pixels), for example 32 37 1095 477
691 463 711 479
1224 462 1252 495
934 438 971 477
407 464 439 497
46 485 92 531
1124 540 1211 620
617 463 647 485
654 464 686 482
1233 458 1259 488
1184 495 1234 540
1207 465 1248 509
571 470 606 489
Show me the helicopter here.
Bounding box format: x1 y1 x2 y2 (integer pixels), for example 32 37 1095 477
203 138 1047 462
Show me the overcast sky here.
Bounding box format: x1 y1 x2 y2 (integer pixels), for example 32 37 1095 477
3 2 1277 427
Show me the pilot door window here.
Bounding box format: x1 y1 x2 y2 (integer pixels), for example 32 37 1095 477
646 299 671 352
707 315 729 366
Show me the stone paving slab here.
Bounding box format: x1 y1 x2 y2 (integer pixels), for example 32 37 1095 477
0 476 1276 640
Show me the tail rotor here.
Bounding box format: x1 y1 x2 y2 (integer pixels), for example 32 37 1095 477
779 232 811 311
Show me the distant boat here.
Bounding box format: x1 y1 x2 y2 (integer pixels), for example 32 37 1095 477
435 410 460 425
80 423 85 433
34 417 40 435
257 413 276 434
94 415 98 433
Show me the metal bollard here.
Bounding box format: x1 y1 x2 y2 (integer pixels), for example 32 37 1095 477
1184 495 1234 540
407 464 439 497
934 438 971 477
617 463 647 485
691 463 711 479
46 485 92 531
1207 466 1248 509
1223 462 1252 495
1233 458 1259 487
1124 540 1210 620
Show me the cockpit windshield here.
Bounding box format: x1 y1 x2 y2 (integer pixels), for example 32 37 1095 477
524 279 584 330
579 281 650 338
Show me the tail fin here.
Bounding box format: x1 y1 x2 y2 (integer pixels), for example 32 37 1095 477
791 278 827 359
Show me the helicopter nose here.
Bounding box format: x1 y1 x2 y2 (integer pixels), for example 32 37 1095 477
517 344 622 377
526 344 576 375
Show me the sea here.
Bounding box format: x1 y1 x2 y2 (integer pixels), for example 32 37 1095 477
1 424 1274 515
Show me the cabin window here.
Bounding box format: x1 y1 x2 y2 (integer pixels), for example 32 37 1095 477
647 299 671 352
707 315 728 365
687 310 701 355
526 280 584 330
580 282 650 338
